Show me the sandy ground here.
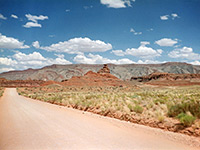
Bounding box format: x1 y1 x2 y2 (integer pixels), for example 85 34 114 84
0 88 199 150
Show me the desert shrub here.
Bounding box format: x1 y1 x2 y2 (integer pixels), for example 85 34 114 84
0 87 4 97
155 112 165 123
188 102 200 118
168 102 200 118
127 104 134 112
167 104 185 117
133 105 143 114
176 113 196 127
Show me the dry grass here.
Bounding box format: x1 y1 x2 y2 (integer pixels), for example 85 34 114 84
17 85 200 135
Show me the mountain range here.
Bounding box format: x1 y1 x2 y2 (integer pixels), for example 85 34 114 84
0 62 200 81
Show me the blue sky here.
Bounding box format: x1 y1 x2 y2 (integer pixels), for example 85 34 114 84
0 0 200 72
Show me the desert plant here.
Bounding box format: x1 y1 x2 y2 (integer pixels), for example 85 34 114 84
133 105 143 114
177 113 196 127
167 104 185 117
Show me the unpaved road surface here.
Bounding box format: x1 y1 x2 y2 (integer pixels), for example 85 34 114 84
0 88 200 150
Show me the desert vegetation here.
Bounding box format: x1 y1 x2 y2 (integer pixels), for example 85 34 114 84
17 85 200 136
0 87 4 97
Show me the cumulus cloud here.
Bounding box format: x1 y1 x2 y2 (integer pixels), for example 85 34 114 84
111 50 125 56
23 14 48 28
0 51 72 73
0 14 7 20
155 38 178 47
112 41 163 59
32 41 40 48
160 13 179 20
74 53 135 64
130 28 142 35
13 52 46 61
100 0 135 8
11 14 18 19
168 47 200 60
189 61 200 65
0 57 17 73
39 37 112 54
0 33 29 49
23 22 42 28
0 57 17 66
0 67 15 73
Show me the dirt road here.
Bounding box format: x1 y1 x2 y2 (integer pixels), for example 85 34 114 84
0 88 199 150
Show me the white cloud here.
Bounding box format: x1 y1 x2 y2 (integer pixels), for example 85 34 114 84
48 57 71 65
112 50 125 56
39 37 112 54
155 38 178 47
140 41 150 46
13 52 46 61
54 54 65 58
11 14 18 19
0 14 7 20
25 14 48 22
23 22 42 28
0 57 17 66
147 28 153 31
100 0 135 8
84 6 93 9
0 67 15 73
130 28 142 35
0 52 72 72
74 53 135 64
112 41 163 59
189 61 200 65
171 13 179 19
49 35 55 38
23 14 48 28
160 13 179 20
32 41 40 48
0 33 30 49
137 59 165 64
168 47 200 60
160 15 169 20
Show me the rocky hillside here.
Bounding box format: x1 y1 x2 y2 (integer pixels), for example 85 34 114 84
0 62 200 81
60 64 125 87
131 72 200 86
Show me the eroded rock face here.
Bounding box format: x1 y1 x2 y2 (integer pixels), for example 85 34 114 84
61 69 124 87
97 64 110 74
131 72 200 86
0 79 45 87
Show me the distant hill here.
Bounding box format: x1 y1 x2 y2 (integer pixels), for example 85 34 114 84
0 62 200 81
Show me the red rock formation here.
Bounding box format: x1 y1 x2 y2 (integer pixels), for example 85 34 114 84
61 70 124 87
97 64 110 74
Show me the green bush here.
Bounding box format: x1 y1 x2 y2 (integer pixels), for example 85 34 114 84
168 102 200 118
133 105 143 114
177 113 196 127
189 102 200 118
